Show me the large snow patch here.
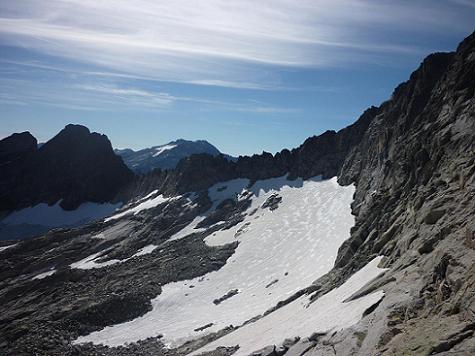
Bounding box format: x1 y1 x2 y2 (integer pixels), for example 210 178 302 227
75 176 358 348
194 256 386 356
2 201 121 227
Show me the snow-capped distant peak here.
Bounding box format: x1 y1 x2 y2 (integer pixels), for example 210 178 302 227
116 139 232 173
152 144 177 157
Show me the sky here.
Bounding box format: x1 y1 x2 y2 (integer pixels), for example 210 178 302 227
0 1 474 156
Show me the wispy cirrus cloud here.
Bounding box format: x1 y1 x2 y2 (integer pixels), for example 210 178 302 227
76 83 298 113
0 72 297 114
1 0 473 90
76 84 175 107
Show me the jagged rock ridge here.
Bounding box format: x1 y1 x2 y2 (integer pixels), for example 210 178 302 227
120 105 379 199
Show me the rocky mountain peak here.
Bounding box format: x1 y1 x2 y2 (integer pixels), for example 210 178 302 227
0 131 37 162
63 123 91 135
116 138 227 173
0 124 133 213
39 124 116 162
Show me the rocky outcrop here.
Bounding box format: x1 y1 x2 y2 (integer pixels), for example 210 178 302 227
0 124 134 212
336 34 474 271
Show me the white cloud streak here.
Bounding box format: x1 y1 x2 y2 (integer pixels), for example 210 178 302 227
0 74 296 113
0 1 473 89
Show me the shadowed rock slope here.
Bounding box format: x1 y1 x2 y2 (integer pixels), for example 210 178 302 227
0 124 134 212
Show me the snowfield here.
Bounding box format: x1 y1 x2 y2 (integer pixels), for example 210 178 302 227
193 256 386 356
75 175 384 351
1 201 122 227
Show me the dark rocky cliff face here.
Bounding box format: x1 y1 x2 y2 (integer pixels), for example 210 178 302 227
0 124 134 212
337 37 474 269
310 33 475 354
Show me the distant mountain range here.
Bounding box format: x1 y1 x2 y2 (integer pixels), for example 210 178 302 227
115 139 235 173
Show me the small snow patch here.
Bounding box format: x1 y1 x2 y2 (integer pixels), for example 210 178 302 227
33 268 56 280
153 144 177 157
70 251 122 270
139 190 159 202
0 243 17 252
70 244 158 270
105 195 175 222
134 245 158 256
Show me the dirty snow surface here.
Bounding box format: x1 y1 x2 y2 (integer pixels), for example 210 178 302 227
76 176 381 351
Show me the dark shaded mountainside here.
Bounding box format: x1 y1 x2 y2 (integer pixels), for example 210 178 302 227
0 124 133 213
0 32 474 356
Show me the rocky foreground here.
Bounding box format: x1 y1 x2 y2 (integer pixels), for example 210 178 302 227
1 32 474 356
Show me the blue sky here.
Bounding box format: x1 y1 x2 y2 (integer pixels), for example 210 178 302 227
1 1 474 156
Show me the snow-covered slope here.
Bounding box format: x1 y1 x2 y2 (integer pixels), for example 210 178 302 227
74 175 382 350
0 201 121 240
194 257 386 356
116 139 232 173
